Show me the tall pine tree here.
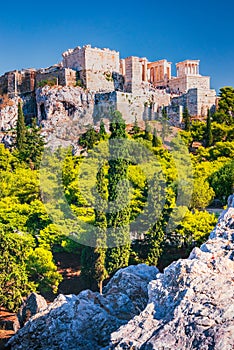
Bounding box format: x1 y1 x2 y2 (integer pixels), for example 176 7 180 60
161 106 169 142
152 128 162 147
105 111 131 274
93 165 108 294
144 121 152 141
99 120 107 140
142 172 166 265
81 164 108 293
205 109 213 147
24 118 45 169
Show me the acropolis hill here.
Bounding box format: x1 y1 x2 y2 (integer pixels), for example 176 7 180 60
0 44 218 145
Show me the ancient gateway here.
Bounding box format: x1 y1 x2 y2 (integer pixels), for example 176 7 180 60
0 44 217 139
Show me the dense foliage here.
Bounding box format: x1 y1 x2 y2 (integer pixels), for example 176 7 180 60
1 87 233 311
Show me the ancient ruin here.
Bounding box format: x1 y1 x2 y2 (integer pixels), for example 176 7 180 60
0 44 218 144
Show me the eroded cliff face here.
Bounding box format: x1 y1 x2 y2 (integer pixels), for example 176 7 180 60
7 195 234 350
0 85 172 149
36 86 97 148
0 86 98 149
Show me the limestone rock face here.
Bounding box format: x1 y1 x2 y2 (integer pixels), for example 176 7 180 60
110 195 234 350
8 264 158 350
0 97 18 131
36 86 96 148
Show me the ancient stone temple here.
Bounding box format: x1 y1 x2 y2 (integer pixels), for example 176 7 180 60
0 43 218 134
169 60 210 93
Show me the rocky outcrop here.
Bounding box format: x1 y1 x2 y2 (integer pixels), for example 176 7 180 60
36 86 97 148
7 264 158 350
110 195 234 349
17 293 47 327
0 97 19 131
7 196 234 350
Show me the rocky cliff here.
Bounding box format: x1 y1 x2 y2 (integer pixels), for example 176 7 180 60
7 195 234 350
0 86 98 149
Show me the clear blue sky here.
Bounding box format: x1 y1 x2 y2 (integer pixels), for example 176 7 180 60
0 0 233 92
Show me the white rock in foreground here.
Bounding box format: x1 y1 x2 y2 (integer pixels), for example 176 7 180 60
110 196 234 349
7 264 158 350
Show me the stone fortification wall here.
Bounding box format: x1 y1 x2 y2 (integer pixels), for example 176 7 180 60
197 88 217 116
169 88 216 117
169 75 210 93
36 67 76 87
0 70 36 97
62 45 120 91
124 57 142 93
94 90 171 124
62 46 86 71
0 73 9 96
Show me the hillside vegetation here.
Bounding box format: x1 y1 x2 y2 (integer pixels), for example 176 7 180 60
0 87 233 311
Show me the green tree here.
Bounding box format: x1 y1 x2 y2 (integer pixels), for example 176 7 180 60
93 165 108 293
175 210 217 248
26 247 62 294
105 111 131 274
209 160 234 203
143 172 166 265
78 126 100 150
16 102 26 154
183 107 191 131
191 177 215 210
161 106 169 142
81 165 108 293
152 128 162 147
131 117 140 135
99 120 107 140
144 121 152 141
0 230 36 311
24 118 45 169
213 86 234 125
205 109 213 147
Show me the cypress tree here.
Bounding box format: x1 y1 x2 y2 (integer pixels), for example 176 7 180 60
93 165 108 294
99 120 107 140
152 128 162 147
81 165 108 293
105 111 131 274
24 118 45 169
142 172 166 265
161 106 169 142
205 109 213 147
183 107 191 131
16 102 26 153
79 126 99 150
131 116 140 135
144 121 151 140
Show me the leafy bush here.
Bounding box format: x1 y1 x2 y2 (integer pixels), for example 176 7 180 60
37 78 57 88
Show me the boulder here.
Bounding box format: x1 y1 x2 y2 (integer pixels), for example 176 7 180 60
8 265 158 350
17 293 47 327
